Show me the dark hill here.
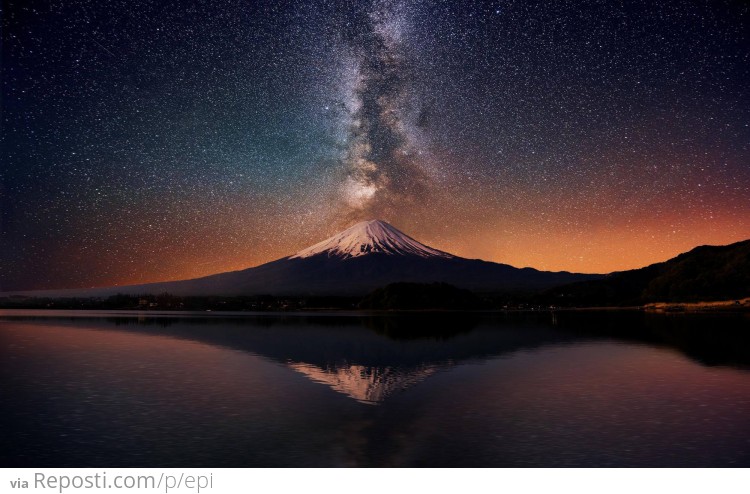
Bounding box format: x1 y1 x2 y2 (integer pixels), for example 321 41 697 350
546 239 750 306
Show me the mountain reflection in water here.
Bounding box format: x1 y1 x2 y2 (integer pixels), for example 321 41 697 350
2 310 749 467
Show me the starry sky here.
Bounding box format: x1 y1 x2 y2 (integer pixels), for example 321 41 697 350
2 0 749 291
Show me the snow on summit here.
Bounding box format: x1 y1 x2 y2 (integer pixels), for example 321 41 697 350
290 220 454 260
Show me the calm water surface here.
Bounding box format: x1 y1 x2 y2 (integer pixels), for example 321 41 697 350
2 310 749 467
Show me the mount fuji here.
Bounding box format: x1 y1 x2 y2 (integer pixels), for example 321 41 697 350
9 220 602 298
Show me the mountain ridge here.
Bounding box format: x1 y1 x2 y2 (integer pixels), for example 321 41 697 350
2 219 602 298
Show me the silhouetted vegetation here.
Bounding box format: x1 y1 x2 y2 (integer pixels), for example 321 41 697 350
0 292 359 311
359 282 486 310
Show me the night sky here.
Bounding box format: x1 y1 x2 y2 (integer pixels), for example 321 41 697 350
2 0 749 291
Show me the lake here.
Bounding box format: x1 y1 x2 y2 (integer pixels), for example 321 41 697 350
1 309 749 467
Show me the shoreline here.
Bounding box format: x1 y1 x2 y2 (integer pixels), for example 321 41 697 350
1 302 748 318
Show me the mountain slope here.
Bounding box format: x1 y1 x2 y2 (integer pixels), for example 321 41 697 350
546 239 750 305
6 219 602 298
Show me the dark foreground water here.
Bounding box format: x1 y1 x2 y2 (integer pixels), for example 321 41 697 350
1 309 749 467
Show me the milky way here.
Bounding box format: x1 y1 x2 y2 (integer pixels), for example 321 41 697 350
335 1 433 220
1 0 749 290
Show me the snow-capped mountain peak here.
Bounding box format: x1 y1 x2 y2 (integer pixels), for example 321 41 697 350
289 219 454 260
